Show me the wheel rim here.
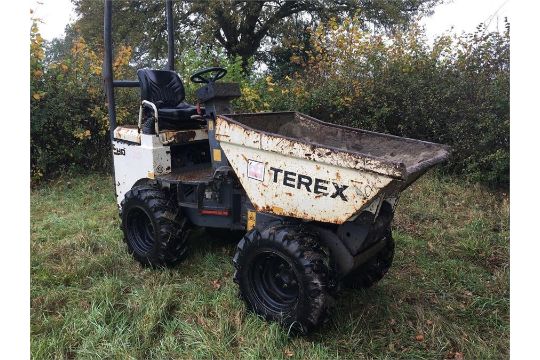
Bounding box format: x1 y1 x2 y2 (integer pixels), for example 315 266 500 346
249 251 299 313
126 207 155 255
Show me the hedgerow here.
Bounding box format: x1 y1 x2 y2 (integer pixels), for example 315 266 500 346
30 18 509 188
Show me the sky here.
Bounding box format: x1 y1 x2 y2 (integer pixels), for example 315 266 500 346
420 0 510 38
31 0 510 42
31 0 76 41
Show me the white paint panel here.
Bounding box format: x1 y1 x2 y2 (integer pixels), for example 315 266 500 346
113 134 171 208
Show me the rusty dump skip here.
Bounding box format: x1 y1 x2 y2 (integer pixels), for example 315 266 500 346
218 112 450 181
215 111 450 223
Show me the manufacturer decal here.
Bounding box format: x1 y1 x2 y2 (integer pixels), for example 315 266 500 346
113 146 126 156
269 166 349 201
247 160 265 181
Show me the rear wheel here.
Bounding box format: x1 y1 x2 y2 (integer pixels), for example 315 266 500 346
343 228 395 289
233 225 333 334
121 185 190 267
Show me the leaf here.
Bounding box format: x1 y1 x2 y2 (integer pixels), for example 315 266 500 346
283 348 294 357
415 334 424 342
211 279 221 290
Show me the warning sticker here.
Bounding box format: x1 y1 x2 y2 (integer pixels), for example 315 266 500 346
247 160 265 181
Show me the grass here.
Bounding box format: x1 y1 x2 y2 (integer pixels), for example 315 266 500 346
31 173 509 359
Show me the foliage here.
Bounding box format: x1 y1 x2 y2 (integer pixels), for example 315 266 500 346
30 18 136 181
31 9 509 188
72 0 442 72
30 173 509 358
162 47 270 113
256 19 510 187
72 0 175 68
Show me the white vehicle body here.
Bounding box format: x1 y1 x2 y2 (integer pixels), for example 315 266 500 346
112 126 208 207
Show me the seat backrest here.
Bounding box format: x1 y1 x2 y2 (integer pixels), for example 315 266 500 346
137 69 186 107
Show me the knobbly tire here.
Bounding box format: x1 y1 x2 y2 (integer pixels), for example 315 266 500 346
121 184 190 267
343 228 395 289
233 224 333 334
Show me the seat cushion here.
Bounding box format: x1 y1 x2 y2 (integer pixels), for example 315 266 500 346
157 103 205 130
137 69 186 107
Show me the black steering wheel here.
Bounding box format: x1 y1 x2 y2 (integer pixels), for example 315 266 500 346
190 67 227 84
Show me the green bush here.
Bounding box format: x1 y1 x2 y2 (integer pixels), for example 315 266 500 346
261 20 510 187
31 20 137 182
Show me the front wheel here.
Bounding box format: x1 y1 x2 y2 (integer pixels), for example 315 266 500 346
121 185 190 267
233 225 333 334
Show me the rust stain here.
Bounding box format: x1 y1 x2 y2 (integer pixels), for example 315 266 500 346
216 112 447 224
272 205 284 214
160 129 208 145
254 200 343 224
158 166 213 182
114 126 141 143
172 130 196 143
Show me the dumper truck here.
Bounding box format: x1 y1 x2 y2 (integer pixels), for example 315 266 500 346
103 0 450 333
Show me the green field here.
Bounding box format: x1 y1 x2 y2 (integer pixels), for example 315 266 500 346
31 173 509 359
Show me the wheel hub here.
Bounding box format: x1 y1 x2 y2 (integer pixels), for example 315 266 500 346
126 207 155 255
250 252 299 313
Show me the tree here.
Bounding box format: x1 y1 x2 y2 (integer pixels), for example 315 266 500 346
72 0 443 72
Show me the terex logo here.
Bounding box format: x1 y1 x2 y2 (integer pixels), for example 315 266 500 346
269 167 348 201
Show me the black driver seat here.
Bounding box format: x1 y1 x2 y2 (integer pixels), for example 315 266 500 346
137 69 205 131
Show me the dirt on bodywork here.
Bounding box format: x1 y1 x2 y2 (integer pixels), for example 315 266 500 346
222 112 450 172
